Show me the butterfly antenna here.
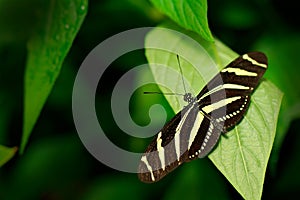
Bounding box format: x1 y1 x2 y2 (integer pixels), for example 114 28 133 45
176 55 187 95
143 91 184 96
143 55 189 100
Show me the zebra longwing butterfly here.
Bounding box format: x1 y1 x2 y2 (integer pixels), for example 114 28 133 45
138 52 268 183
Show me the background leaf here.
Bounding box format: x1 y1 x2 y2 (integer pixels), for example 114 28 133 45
145 24 282 199
21 0 88 153
0 135 91 199
0 145 17 167
82 176 145 200
150 0 214 42
253 32 300 174
163 159 230 200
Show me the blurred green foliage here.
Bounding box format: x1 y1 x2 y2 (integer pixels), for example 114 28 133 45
0 0 299 199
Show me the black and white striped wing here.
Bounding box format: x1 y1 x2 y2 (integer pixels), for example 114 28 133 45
196 52 268 131
138 52 268 183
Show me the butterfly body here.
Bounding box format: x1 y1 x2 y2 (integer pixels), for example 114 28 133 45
138 52 268 183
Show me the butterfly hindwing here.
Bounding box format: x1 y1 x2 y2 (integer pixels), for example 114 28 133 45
138 104 199 182
188 115 222 159
138 52 268 183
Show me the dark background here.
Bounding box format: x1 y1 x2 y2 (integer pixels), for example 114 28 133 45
0 0 300 199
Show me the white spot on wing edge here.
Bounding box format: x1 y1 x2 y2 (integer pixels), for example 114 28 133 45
156 132 166 170
141 156 155 182
243 54 267 68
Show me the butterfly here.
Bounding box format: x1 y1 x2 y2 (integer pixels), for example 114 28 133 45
138 52 268 183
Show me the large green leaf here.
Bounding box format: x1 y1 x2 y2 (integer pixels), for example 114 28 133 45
145 25 282 199
150 0 214 42
21 0 88 153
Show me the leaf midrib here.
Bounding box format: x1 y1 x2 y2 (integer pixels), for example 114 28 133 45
235 127 253 199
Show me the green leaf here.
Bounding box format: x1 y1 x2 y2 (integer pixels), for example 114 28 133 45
21 0 88 153
150 0 214 42
209 80 282 200
0 145 17 167
145 25 283 200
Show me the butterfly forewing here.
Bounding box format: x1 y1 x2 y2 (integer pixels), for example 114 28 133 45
197 52 267 131
138 52 268 183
